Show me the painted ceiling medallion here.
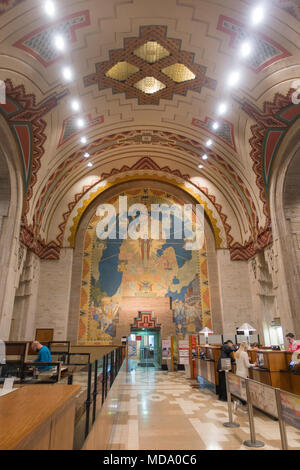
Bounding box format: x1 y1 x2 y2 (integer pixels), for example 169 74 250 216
105 61 139 81
83 25 217 105
134 76 166 94
162 63 195 82
133 41 170 63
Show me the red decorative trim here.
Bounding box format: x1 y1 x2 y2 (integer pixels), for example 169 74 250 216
58 114 104 147
55 156 234 251
217 15 292 73
13 10 91 67
230 227 273 261
192 116 236 152
1 79 68 221
20 224 60 259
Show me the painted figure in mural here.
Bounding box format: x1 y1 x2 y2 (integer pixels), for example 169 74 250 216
78 190 212 344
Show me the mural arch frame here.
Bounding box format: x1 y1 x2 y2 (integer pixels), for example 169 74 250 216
67 178 224 343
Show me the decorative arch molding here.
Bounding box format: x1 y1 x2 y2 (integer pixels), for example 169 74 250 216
0 79 68 221
63 169 229 251
35 130 257 243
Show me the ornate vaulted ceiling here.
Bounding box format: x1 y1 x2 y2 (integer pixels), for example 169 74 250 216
0 0 299 260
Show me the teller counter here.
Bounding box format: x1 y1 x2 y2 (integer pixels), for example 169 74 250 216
0 384 81 450
196 345 223 392
196 346 300 396
248 349 300 395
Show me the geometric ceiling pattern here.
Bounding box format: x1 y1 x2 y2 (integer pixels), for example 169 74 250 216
58 114 104 147
192 117 236 152
13 10 91 67
83 25 217 104
217 15 292 73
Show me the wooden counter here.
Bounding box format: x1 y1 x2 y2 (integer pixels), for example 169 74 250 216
0 384 81 450
196 346 300 396
196 345 223 392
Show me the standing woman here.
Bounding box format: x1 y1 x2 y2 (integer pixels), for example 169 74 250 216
234 341 256 411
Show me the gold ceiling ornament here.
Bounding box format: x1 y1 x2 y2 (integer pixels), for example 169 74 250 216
105 61 139 81
134 76 166 94
162 63 195 82
133 41 170 63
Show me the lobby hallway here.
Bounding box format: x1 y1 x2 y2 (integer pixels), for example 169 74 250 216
83 366 300 451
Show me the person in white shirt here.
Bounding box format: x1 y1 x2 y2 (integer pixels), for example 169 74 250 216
236 341 256 378
234 342 256 412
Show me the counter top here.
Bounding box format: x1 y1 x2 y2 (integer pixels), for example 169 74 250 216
0 384 81 450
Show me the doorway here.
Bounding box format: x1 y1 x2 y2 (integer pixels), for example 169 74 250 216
130 329 161 368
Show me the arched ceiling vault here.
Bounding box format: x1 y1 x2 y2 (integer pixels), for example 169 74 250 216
0 0 299 260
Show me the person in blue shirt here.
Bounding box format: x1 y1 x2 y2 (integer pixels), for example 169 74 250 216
31 341 52 372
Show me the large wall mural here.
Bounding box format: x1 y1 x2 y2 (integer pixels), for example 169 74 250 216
78 189 212 344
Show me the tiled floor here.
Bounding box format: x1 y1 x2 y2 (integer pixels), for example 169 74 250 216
86 365 300 450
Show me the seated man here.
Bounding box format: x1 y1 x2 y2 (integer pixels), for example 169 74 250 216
31 341 52 372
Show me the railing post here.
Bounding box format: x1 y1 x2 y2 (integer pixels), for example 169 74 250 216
92 360 98 423
67 373 73 385
110 350 115 384
105 353 108 398
84 363 93 439
101 355 106 405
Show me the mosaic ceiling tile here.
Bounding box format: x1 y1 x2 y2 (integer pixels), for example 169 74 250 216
133 41 170 63
162 63 195 82
106 61 139 81
13 10 90 67
83 25 217 105
134 76 166 94
192 117 236 151
217 15 291 73
58 114 104 147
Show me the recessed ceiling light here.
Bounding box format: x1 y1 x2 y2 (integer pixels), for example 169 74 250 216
84 152 90 158
80 136 87 144
202 154 208 160
212 122 219 131
206 139 213 147
240 41 252 58
198 164 203 169
54 35 65 51
44 1 55 16
217 102 228 115
251 5 264 25
76 118 85 129
227 70 240 87
62 66 73 81
87 162 93 167
71 99 81 112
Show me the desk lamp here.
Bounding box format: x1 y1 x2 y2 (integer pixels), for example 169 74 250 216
199 327 213 345
238 323 256 345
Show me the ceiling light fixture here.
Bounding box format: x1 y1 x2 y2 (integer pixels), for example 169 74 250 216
240 41 252 58
251 5 264 25
62 66 73 82
76 118 85 129
87 162 93 167
206 139 213 147
80 136 87 144
44 1 55 17
198 164 203 169
54 35 65 51
227 70 240 87
71 100 81 112
84 152 90 158
202 154 208 160
217 102 228 115
212 122 219 131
